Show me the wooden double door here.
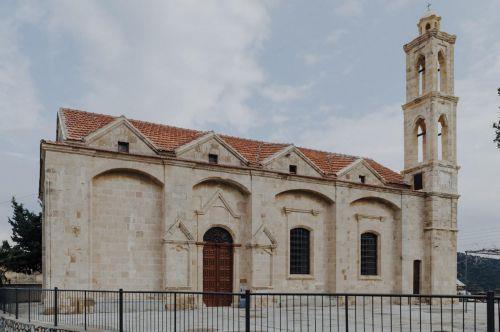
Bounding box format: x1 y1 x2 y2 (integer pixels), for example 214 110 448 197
203 227 234 307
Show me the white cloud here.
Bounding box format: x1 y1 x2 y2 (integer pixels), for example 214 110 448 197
298 104 403 168
335 0 364 18
453 6 500 250
325 29 348 47
379 0 420 11
0 5 44 132
301 53 325 66
0 0 275 241
44 0 272 132
262 82 313 103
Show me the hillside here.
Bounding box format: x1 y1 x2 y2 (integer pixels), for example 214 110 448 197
457 252 500 293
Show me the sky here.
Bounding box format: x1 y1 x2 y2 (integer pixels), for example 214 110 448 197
0 0 499 252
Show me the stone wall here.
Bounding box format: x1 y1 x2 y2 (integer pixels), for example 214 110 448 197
0 316 80 332
40 140 457 295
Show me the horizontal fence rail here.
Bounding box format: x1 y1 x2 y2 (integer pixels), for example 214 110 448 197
0 288 498 331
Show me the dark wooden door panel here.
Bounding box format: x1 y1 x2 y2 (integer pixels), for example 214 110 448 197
203 244 233 307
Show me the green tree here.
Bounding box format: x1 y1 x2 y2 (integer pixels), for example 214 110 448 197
0 198 42 274
494 88 500 149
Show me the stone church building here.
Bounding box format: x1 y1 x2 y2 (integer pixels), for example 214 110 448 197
39 12 459 297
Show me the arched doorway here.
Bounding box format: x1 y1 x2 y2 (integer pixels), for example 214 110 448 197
203 227 233 306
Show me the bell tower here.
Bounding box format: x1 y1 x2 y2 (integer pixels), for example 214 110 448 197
402 10 459 194
402 11 459 295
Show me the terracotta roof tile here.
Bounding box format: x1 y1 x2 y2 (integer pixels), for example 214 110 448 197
59 108 405 185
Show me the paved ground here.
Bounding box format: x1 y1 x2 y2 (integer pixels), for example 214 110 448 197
7 299 495 331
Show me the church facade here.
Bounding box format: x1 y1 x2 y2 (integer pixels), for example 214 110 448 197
39 13 459 296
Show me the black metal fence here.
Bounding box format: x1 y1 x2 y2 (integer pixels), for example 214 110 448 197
0 288 499 331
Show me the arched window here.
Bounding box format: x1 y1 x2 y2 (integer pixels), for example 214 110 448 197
416 56 426 96
425 23 431 31
438 51 447 93
360 232 378 276
290 228 310 275
416 118 426 163
438 115 447 160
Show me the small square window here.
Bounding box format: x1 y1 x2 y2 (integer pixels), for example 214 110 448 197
359 175 366 184
413 172 423 190
208 154 218 164
289 165 297 174
118 141 129 153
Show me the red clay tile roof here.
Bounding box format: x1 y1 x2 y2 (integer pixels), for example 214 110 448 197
59 108 405 185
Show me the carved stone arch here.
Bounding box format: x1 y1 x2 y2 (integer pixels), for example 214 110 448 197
438 113 448 126
413 115 427 128
203 226 233 244
201 224 236 243
350 196 401 212
92 167 164 186
438 114 449 160
193 177 250 195
414 117 427 162
361 229 381 237
290 224 314 233
415 54 426 96
275 189 334 205
90 165 163 290
437 49 448 93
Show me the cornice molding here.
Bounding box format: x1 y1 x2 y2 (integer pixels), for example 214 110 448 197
402 92 459 110
403 30 456 53
355 213 385 223
402 161 460 174
282 207 320 216
41 141 428 197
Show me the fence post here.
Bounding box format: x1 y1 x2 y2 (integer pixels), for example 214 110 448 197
54 287 58 327
28 288 31 322
119 289 123 332
245 290 251 332
15 288 18 319
486 291 495 332
174 293 177 332
344 295 349 332
84 290 87 331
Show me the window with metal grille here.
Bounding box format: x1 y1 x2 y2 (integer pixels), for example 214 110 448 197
360 232 378 276
208 154 218 164
117 141 129 153
289 164 297 174
290 228 310 275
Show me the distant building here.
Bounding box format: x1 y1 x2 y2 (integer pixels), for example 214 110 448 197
39 12 459 302
457 279 467 295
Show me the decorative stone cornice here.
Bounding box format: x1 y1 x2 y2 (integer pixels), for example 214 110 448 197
282 207 320 216
402 92 459 110
41 141 431 198
245 243 277 250
355 213 385 222
403 30 456 53
162 239 196 245
402 161 460 174
423 227 459 232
